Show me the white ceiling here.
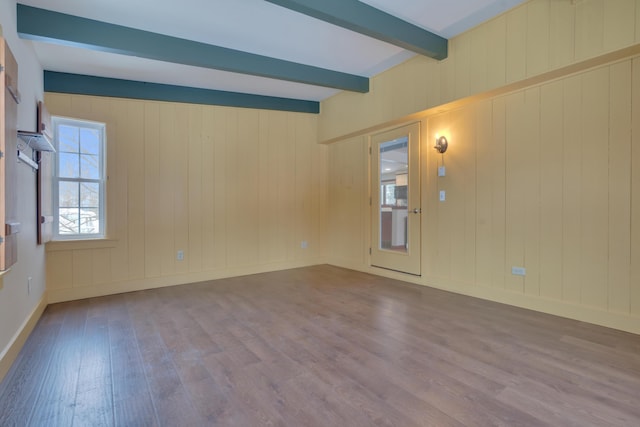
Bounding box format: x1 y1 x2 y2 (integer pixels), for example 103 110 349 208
19 0 526 102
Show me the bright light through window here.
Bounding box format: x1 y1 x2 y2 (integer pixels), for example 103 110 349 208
53 118 106 239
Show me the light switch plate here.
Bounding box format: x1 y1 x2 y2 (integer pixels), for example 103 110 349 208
439 190 446 201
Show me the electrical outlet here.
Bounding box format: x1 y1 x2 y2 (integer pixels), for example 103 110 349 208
511 266 526 276
439 190 446 202
27 277 32 294
177 250 184 261
438 166 446 177
301 241 308 249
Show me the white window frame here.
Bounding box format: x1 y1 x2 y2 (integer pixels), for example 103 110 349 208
52 117 106 240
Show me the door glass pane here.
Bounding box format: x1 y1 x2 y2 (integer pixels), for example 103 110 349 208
379 137 408 253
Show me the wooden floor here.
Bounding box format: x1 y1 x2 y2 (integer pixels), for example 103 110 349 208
1 265 639 426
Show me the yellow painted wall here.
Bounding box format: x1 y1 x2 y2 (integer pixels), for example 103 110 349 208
44 94 326 302
324 0 640 334
319 0 640 143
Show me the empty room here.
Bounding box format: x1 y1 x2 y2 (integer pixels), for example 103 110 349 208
1 0 640 425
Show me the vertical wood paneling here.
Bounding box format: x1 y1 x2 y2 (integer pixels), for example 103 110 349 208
539 81 564 301
199 107 215 271
423 121 439 276
284 114 298 259
490 97 507 290
211 107 228 270
91 248 111 285
109 99 130 283
72 251 93 287
327 136 366 266
187 104 203 272
431 114 452 279
424 60 441 109
504 92 526 293
144 103 161 278
526 0 550 77
506 6 527 83
47 251 73 290
561 75 582 304
158 104 176 277
439 57 455 105
485 15 507 91
469 26 488 95
580 68 609 310
461 108 477 285
475 100 493 286
574 0 604 61
46 94 323 298
453 34 471 101
549 0 575 69
522 88 541 297
631 57 640 316
225 109 240 267
235 109 260 267
608 61 632 315
603 0 636 51
295 115 313 260
637 0 640 43
127 101 146 280
173 105 189 275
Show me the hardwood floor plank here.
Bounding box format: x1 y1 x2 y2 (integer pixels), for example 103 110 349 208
1 265 639 426
28 300 89 426
72 315 114 427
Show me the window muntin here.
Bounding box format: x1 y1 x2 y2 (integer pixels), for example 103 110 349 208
53 118 106 239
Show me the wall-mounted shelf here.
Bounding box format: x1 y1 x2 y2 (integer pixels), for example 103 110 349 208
17 130 55 152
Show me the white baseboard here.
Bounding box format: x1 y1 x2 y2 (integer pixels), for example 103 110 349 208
0 293 48 383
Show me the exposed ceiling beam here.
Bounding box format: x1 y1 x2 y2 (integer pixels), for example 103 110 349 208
264 0 448 60
44 71 320 113
17 4 368 93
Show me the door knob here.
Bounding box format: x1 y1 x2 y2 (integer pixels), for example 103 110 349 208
412 208 421 214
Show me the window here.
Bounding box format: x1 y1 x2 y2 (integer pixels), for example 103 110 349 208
52 117 106 239
380 182 396 206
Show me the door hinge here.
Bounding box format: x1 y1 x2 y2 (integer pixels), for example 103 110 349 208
369 197 372 206
0 236 4 244
0 64 4 73
369 247 372 255
0 150 4 159
369 146 372 155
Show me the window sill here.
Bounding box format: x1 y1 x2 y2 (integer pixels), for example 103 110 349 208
46 238 118 252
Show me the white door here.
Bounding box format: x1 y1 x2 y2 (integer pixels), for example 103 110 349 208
371 123 421 275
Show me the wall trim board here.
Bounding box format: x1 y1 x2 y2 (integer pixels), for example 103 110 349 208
327 260 640 336
0 293 48 383
48 258 327 303
320 43 640 144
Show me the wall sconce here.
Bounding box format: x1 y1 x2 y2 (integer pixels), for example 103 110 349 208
434 136 448 153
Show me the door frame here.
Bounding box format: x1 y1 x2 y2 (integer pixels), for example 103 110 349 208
369 122 421 276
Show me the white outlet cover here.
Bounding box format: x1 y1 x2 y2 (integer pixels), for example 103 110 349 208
439 190 446 201
438 166 446 177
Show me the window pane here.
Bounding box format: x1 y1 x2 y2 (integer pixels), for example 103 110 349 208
80 128 100 154
80 154 100 179
59 182 79 208
59 125 79 153
385 185 396 205
59 208 79 234
80 182 100 207
59 153 80 178
54 117 105 239
79 208 100 234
